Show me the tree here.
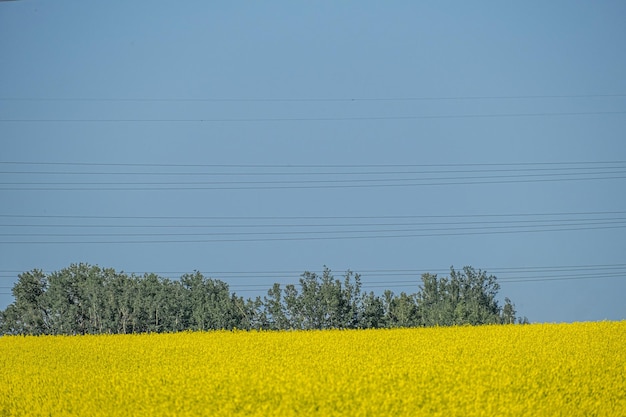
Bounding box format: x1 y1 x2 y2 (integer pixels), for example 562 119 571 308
415 273 444 326
298 270 324 329
179 271 235 330
360 291 384 328
416 267 503 326
389 292 419 327
103 270 135 334
0 263 525 334
133 273 168 333
46 264 95 335
160 279 188 332
180 271 209 331
501 297 517 324
230 293 255 330
264 283 288 330
283 283 302 329
452 266 501 325
204 278 235 329
341 270 363 329
282 268 365 330
1 269 48 335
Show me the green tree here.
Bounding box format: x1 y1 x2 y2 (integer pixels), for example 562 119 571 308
180 272 235 330
382 289 396 327
250 296 269 330
283 283 302 329
318 268 346 329
103 270 135 334
286 268 364 330
132 273 168 333
1 269 48 335
501 297 517 324
160 279 188 332
0 263 525 334
389 292 419 327
341 270 363 329
230 293 255 330
452 266 500 325
415 273 441 326
264 283 288 330
360 291 384 328
45 264 95 334
298 270 324 329
180 271 209 331
204 278 235 329
416 266 503 326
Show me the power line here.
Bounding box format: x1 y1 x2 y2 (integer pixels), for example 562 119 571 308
4 170 626 186
202 270 626 292
2 264 625 294
2 93 625 102
2 174 625 190
197 265 626 279
1 223 624 244
2 212 623 243
6 173 626 188
2 219 625 237
3 263 623 275
0 210 623 220
1 269 622 295
1 266 624 288
230 275 626 291
1 110 625 123
2 160 625 168
5 166 626 177
5 216 625 229
2 265 625 276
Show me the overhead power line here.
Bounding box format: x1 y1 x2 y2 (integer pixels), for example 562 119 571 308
5 166 626 176
2 161 625 168
3 170 626 185
2 110 625 123
229 274 626 292
1 265 625 292
2 93 625 102
1 215 625 233
1 174 624 190
0 224 624 244
2 166 626 178
0 210 623 220
1 211 622 244
0 264 614 276
2 263 625 275
3 219 625 237
4 216 626 229
2 162 624 190
3 263 623 276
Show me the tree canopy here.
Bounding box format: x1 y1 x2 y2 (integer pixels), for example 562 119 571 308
0 264 527 335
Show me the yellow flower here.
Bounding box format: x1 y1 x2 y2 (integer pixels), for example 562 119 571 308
0 322 624 416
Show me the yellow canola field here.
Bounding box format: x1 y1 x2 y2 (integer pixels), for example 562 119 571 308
1 322 625 416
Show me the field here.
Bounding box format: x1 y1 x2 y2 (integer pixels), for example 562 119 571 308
1 322 625 416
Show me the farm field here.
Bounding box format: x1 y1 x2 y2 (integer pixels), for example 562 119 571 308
1 322 625 416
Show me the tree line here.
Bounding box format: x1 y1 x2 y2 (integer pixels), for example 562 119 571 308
0 263 527 335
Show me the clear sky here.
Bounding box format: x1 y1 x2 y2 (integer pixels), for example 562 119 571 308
1 1 625 323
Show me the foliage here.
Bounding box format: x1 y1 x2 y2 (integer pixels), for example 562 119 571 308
1 269 48 335
0 263 527 335
415 266 503 326
1 322 624 416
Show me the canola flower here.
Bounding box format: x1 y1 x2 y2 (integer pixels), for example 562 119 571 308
0 322 624 416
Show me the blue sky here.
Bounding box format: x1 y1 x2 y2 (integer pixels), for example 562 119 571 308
1 1 625 322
